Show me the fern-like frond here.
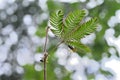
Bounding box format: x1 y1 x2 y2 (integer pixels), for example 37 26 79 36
49 9 98 54
66 40 91 53
50 10 64 37
68 17 97 41
64 10 86 32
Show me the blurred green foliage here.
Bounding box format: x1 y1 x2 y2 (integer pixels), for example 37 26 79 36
36 20 47 37
23 0 120 80
23 65 42 80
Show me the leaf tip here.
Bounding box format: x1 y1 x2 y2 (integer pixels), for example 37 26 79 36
56 10 63 16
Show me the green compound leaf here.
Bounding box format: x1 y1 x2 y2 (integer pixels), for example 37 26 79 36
68 17 97 41
49 9 97 54
66 40 91 53
50 10 64 37
64 10 86 32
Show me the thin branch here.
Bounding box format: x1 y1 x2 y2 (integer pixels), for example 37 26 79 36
42 27 64 80
43 27 49 52
43 27 49 80
43 52 48 80
51 40 64 52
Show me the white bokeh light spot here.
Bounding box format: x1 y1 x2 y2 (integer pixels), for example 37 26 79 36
1 24 13 35
15 66 24 74
27 26 36 36
23 14 32 25
0 45 9 62
69 57 79 66
104 58 120 80
34 64 42 71
17 48 34 66
9 31 18 44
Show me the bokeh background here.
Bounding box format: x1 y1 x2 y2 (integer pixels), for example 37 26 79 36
0 0 120 80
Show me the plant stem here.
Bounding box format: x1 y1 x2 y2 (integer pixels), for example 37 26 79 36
42 27 63 80
44 27 49 52
43 27 49 80
51 40 64 51
43 52 48 80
